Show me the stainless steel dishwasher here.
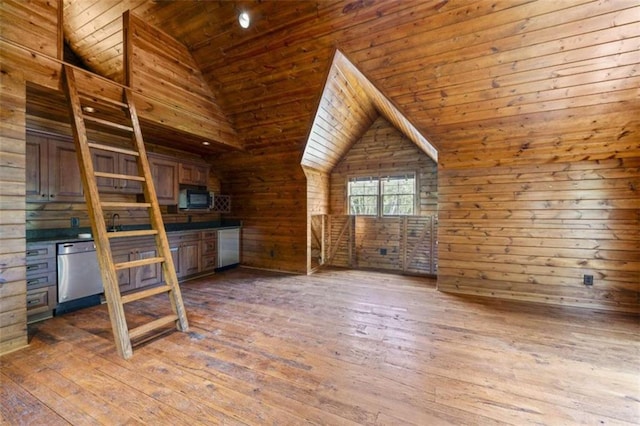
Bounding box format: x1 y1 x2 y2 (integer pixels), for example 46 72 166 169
57 240 103 312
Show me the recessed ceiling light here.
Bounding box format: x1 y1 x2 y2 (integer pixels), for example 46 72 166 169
82 106 96 113
202 141 210 146
238 11 250 29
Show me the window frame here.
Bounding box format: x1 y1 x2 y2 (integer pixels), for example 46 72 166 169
346 171 418 217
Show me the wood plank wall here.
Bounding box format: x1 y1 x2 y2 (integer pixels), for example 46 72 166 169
438 156 640 313
330 117 438 216
0 0 62 59
124 12 240 149
321 117 438 274
431 1 640 313
0 65 28 354
217 151 307 273
0 0 62 355
304 167 330 272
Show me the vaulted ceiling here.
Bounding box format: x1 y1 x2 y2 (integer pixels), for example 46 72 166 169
61 0 639 160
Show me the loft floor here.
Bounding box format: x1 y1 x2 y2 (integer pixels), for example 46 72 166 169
1 268 638 425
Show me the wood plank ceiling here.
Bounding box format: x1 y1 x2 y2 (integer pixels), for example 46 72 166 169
61 0 639 158
301 50 438 173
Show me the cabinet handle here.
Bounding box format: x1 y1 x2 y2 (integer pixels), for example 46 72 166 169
26 250 39 256
41 194 46 198
50 194 55 198
26 264 38 271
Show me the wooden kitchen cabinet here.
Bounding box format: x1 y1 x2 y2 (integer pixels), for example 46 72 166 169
26 242 57 323
137 247 163 287
149 154 179 205
112 249 135 293
179 162 209 186
200 230 217 272
92 148 142 194
168 231 201 279
111 237 162 293
26 133 84 203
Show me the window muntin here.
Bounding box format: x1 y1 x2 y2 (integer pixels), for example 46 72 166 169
348 177 379 216
382 175 415 215
348 173 416 216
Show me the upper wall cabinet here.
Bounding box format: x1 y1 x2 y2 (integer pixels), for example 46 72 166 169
92 148 142 194
178 162 209 186
148 154 179 205
26 133 84 203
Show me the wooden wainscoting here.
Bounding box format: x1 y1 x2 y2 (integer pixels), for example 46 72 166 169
324 214 438 275
1 268 638 424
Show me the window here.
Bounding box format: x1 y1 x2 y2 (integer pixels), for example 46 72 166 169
348 173 416 216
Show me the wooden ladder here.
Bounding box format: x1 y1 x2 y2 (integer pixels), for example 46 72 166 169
62 65 188 359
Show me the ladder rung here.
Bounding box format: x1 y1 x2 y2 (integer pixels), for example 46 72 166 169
95 172 146 182
115 256 165 271
84 115 133 132
107 229 158 239
88 142 139 157
102 202 152 209
78 91 129 109
129 315 178 340
121 285 172 304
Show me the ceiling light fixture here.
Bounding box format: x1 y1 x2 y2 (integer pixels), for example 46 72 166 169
238 11 250 29
82 106 96 113
202 141 211 146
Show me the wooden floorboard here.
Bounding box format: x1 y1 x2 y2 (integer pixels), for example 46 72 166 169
1 268 638 425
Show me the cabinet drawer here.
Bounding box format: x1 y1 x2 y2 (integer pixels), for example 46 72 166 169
27 271 56 290
27 286 56 313
26 257 56 277
201 255 216 271
26 244 55 260
168 232 200 243
201 239 217 256
201 230 217 240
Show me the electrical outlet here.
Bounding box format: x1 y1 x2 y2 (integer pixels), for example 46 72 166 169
583 274 594 286
70 217 80 228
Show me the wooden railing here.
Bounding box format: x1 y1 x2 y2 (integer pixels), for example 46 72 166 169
311 214 438 275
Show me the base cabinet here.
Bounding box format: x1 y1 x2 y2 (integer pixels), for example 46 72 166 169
26 242 57 323
201 230 217 272
168 232 201 280
111 237 162 294
167 227 239 279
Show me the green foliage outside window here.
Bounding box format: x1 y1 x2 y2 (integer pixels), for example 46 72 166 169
348 174 415 216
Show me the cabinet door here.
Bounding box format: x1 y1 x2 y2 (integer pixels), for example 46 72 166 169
48 140 84 202
150 156 178 205
136 248 162 288
26 135 49 202
180 241 200 276
179 163 209 186
120 155 142 194
201 236 217 272
113 251 134 293
92 149 118 192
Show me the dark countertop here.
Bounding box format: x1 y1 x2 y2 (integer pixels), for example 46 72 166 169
27 220 242 243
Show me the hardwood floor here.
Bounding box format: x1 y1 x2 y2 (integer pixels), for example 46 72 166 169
1 268 638 425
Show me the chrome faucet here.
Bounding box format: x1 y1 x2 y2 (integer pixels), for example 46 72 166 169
110 213 120 232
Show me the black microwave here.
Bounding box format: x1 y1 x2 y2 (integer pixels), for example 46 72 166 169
178 189 211 209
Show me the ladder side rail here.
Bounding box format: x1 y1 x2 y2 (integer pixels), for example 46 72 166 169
124 88 189 332
63 65 133 359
